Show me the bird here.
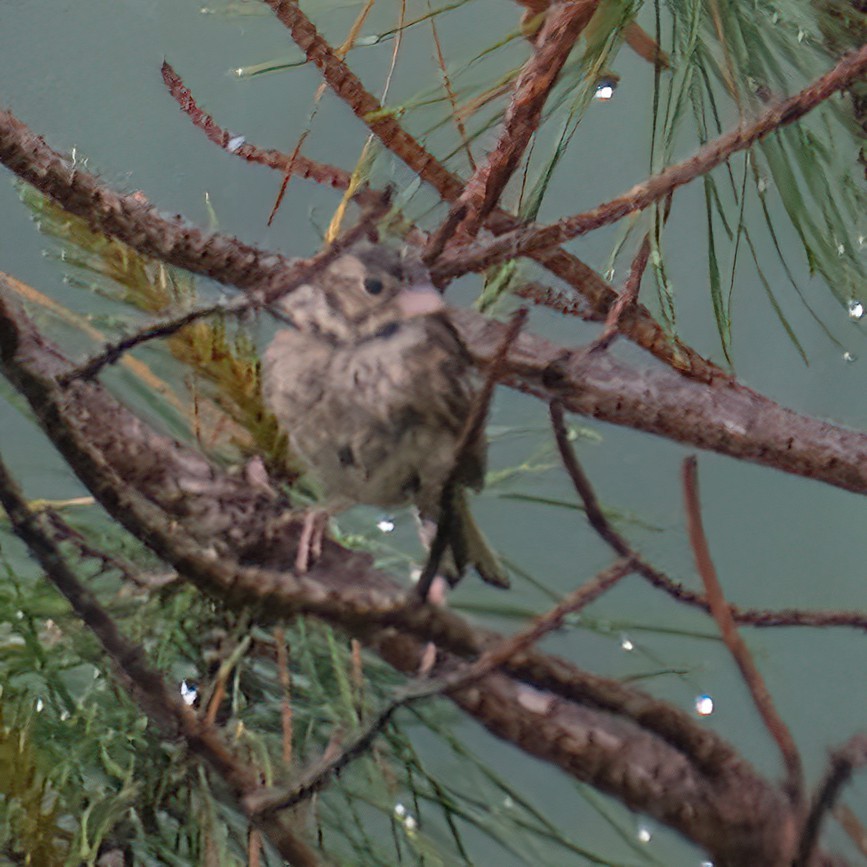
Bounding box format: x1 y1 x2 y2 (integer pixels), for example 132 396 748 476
260 243 508 589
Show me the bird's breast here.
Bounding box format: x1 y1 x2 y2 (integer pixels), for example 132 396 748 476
262 319 473 513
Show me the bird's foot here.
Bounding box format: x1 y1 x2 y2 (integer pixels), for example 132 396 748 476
242 455 278 498
295 508 330 574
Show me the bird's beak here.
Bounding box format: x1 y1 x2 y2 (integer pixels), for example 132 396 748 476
396 282 445 318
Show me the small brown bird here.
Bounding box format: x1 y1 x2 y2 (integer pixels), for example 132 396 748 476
261 244 508 588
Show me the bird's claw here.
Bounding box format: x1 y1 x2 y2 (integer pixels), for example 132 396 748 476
295 509 329 574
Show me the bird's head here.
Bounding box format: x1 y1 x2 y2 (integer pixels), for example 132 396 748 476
279 243 445 341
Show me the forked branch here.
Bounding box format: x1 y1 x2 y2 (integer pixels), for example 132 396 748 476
432 44 867 277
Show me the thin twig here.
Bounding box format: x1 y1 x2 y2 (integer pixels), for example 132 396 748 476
795 734 867 866
833 804 867 859
161 61 383 210
274 627 294 766
513 279 598 318
248 558 632 816
546 402 859 631
503 234 724 380
0 452 321 867
245 684 405 817
266 0 377 225
432 44 867 276
446 0 599 239
549 399 637 558
586 235 652 353
682 456 803 806
422 203 467 268
43 508 147 586
428 3 476 171
587 190 673 354
458 558 633 674
415 308 528 600
57 296 239 384
264 0 464 201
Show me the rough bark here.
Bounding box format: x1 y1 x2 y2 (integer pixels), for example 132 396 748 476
0 285 811 865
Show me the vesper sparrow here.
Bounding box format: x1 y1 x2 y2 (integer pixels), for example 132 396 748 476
261 244 508 588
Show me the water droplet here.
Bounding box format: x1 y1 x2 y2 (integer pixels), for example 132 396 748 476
60 710 70 721
503 796 514 809
620 633 634 652
797 28 807 43
637 824 652 843
227 135 246 153
180 680 198 706
593 77 618 102
695 694 714 716
837 242 846 256
848 300 864 320
757 177 768 194
843 351 857 363
35 697 44 713
394 802 418 831
376 516 395 533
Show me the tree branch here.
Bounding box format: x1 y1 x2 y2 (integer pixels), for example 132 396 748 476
0 109 296 295
263 0 464 201
0 453 323 867
432 44 867 276
547 400 856 628
0 286 798 863
435 0 599 240
255 0 719 378
456 307 867 505
249 559 632 816
162 60 368 202
795 734 867 866
682 456 803 806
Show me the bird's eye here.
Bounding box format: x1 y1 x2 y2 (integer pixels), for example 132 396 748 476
363 277 384 295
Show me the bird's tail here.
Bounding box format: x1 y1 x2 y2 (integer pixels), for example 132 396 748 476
445 489 510 589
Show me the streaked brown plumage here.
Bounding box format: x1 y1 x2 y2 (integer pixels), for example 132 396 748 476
261 244 508 588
